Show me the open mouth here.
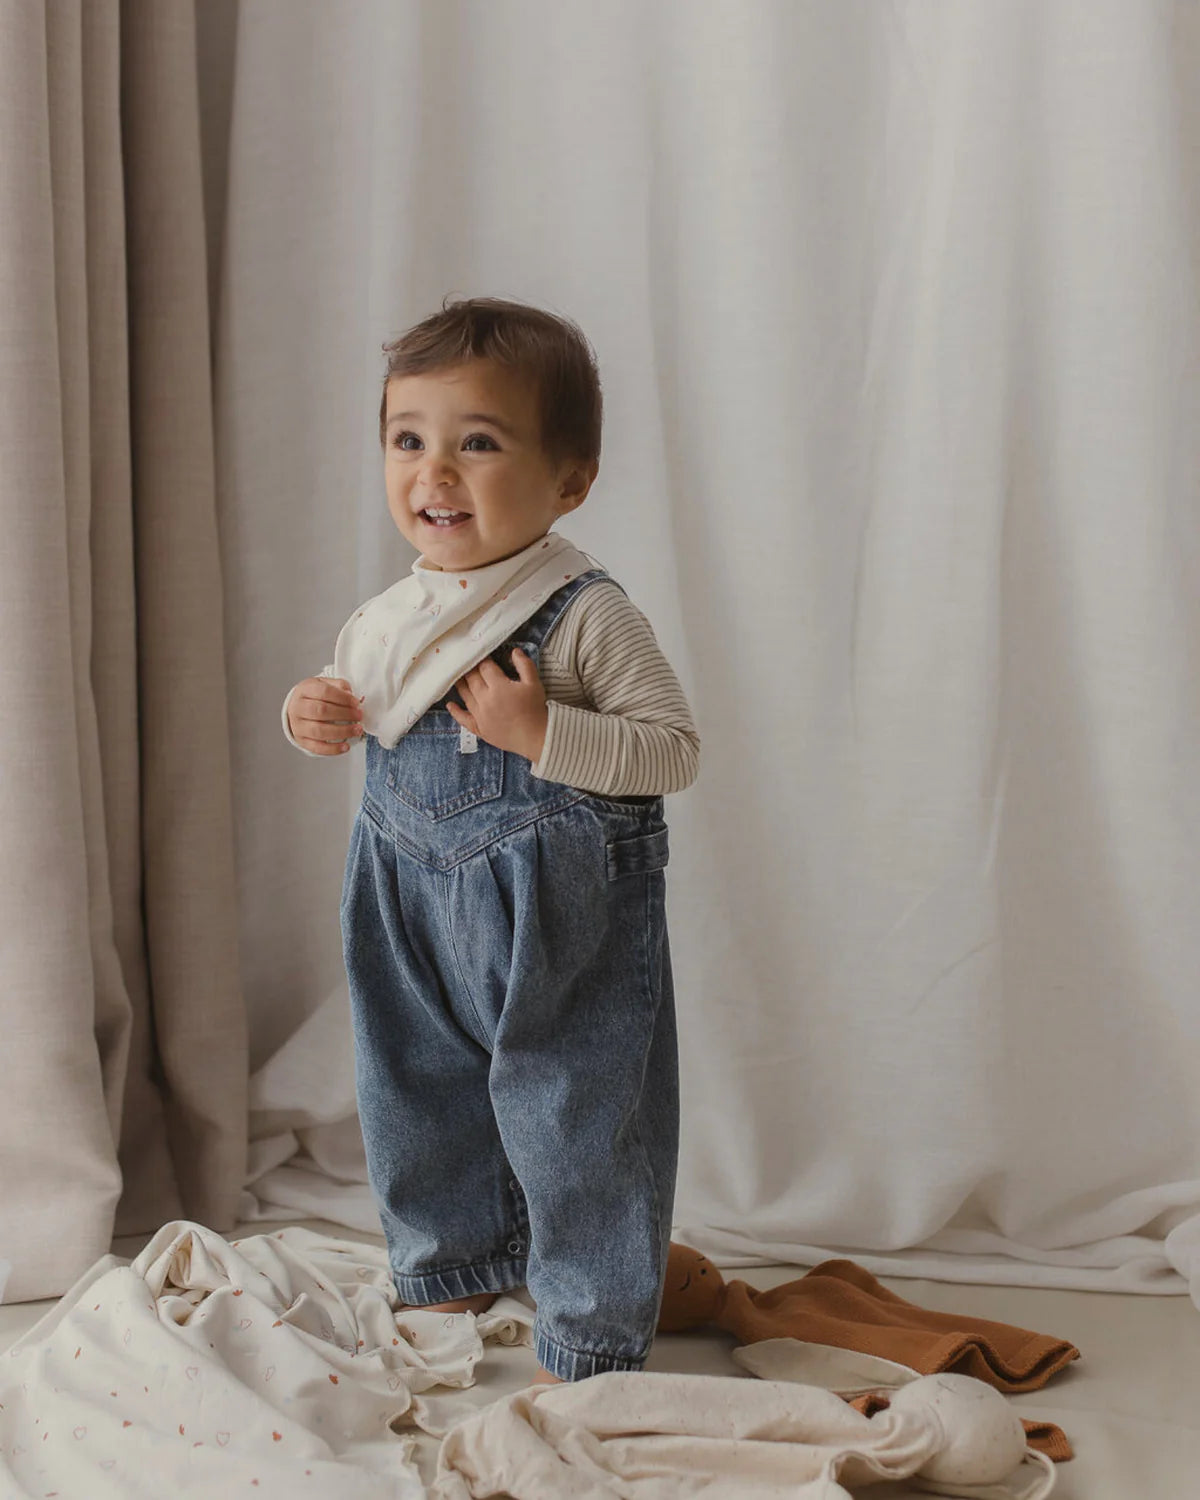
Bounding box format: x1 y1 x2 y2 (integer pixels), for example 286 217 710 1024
419 507 471 529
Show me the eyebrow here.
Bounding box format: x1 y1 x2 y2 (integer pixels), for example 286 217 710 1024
385 410 519 439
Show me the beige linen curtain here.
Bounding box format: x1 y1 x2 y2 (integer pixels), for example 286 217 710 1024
0 0 245 1301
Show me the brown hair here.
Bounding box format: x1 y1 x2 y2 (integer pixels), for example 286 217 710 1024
379 297 602 467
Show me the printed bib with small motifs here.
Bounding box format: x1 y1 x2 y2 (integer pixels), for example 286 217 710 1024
330 530 600 748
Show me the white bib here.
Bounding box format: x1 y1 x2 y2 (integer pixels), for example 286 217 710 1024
332 530 600 748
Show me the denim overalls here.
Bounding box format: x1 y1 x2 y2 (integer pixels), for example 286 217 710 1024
340 571 679 1381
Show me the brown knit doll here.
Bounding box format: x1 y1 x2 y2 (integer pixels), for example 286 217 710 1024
656 1242 1079 1462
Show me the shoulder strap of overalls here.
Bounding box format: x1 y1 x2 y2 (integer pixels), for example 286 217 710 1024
508 566 622 654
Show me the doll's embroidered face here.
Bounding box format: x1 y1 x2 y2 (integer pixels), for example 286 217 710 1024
383 360 597 572
657 1243 725 1332
678 1254 714 1292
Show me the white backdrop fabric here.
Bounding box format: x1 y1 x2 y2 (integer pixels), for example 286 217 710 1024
200 1 1200 1303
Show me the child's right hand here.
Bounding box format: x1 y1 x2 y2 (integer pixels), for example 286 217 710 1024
287 677 364 755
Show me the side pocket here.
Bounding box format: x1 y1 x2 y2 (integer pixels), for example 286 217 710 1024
606 827 669 882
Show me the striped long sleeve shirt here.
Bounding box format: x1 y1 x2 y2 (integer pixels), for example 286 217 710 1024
532 579 699 796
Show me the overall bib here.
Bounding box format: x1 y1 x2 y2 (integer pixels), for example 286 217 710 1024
340 571 680 1380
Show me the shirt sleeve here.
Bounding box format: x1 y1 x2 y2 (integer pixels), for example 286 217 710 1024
283 665 359 757
532 583 700 796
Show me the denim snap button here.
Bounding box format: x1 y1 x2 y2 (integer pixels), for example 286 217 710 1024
507 1240 523 1255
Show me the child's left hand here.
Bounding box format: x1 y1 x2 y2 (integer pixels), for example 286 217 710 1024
448 648 549 763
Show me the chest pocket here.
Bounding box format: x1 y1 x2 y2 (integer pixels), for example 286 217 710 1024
385 711 505 820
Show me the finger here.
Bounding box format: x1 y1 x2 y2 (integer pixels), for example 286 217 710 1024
446 702 479 735
298 719 363 745
306 681 363 719
299 700 364 728
456 677 478 711
511 648 539 683
475 658 508 687
299 735 351 756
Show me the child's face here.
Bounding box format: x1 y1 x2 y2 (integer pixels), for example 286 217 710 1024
382 359 595 571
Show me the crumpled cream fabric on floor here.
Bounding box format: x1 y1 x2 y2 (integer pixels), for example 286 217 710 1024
0 1222 1058 1500
432 1369 1056 1500
0 1221 530 1499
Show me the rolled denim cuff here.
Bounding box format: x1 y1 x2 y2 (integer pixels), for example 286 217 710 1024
390 1252 528 1307
532 1325 648 1382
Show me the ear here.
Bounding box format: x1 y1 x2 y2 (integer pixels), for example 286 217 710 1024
555 458 599 516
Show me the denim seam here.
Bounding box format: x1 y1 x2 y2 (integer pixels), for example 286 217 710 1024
631 864 665 1303
362 784 591 870
442 869 492 1052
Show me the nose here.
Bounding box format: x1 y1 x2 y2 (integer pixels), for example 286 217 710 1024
418 451 459 486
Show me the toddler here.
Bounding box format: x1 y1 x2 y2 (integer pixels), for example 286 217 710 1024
283 297 699 1383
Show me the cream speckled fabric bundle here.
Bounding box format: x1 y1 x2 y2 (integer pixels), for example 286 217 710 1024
1 1223 1059 1500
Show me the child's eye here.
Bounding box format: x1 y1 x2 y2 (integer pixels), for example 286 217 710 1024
463 434 498 451
393 431 421 450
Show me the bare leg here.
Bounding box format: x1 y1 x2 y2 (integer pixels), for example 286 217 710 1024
400 1292 499 1315
397 1294 566 1380
400 1293 561 1381
398 1298 568 1381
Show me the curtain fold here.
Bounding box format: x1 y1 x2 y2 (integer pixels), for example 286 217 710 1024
0 0 246 1302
